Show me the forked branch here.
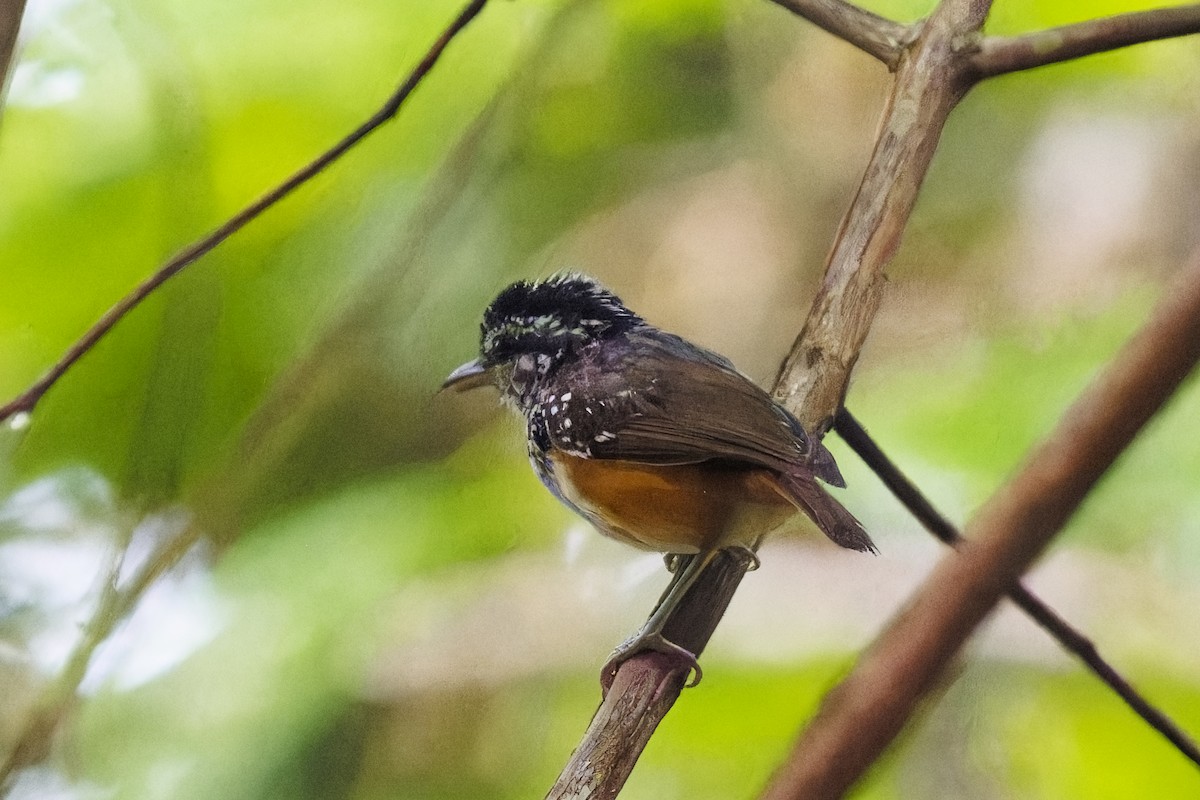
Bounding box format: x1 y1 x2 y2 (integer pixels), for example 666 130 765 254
773 0 988 433
550 2 987 797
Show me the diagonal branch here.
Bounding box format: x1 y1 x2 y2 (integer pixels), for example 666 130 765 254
972 4 1200 78
548 2 994 796
547 550 749 800
833 408 1200 768
766 0 912 69
761 249 1200 799
773 0 985 435
0 0 491 424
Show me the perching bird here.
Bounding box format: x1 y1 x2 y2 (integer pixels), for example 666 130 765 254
443 273 873 684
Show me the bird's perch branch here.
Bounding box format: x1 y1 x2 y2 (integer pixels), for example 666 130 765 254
973 4 1200 78
762 249 1200 798
0 0 491 424
766 0 912 69
547 550 748 800
548 0 983 796
549 0 1200 796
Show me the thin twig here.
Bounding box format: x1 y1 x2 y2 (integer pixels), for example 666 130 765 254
973 4 1200 78
766 0 912 69
210 0 589 535
0 0 491 425
834 408 1200 768
762 249 1200 799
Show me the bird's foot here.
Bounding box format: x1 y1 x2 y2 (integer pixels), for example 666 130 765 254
662 553 685 573
600 630 702 696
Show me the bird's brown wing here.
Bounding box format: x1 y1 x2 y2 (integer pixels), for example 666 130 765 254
559 333 843 485
544 334 873 552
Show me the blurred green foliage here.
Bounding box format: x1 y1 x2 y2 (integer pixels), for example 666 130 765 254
2 0 1199 797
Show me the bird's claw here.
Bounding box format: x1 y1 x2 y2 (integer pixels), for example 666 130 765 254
600 631 702 695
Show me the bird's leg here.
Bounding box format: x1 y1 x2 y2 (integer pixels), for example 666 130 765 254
646 553 696 617
602 551 719 690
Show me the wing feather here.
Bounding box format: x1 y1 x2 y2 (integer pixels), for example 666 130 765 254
551 333 841 483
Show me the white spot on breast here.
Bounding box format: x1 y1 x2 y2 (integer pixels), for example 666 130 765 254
561 392 572 401
563 418 572 428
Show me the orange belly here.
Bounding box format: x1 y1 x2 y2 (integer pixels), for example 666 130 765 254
550 453 795 553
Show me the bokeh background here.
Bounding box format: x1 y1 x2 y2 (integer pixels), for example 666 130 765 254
2 0 1199 797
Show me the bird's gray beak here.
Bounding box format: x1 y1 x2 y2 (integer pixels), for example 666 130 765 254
441 358 492 392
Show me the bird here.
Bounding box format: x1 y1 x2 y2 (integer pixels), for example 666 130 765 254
443 273 874 685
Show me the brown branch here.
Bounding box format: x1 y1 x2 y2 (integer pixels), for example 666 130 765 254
0 0 491 425
834 408 1200 768
547 550 749 799
773 0 989 434
766 0 912 69
973 4 1200 78
762 250 1200 799
548 652 690 800
548 2 999 796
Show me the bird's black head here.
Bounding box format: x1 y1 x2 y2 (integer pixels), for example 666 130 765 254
447 273 642 409
481 273 640 365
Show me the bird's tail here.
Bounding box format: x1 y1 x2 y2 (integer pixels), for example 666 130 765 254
775 471 876 554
